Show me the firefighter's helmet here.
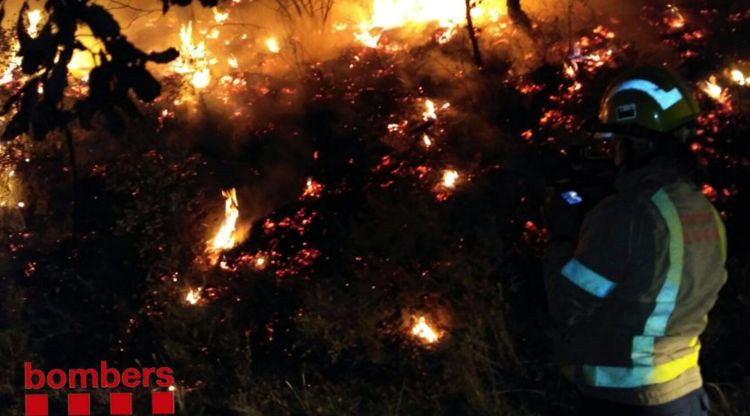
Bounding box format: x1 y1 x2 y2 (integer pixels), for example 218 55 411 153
596 66 700 140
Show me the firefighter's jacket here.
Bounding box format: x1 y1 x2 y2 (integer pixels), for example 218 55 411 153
544 164 727 405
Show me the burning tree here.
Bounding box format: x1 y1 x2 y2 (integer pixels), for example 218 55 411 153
0 0 749 415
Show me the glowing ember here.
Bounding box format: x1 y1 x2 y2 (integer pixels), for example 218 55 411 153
702 76 723 99
563 62 577 79
186 288 202 305
701 76 730 107
208 188 240 255
266 38 281 54
254 255 267 270
173 22 212 89
442 169 459 188
411 316 442 344
423 99 437 121
730 69 748 86
301 177 324 199
665 4 686 30
701 183 718 201
421 99 450 121
213 8 230 24
422 133 433 148
228 56 239 69
27 9 44 38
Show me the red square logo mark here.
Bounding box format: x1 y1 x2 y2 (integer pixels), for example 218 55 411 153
110 392 133 415
152 391 175 415
68 393 90 415
25 394 48 416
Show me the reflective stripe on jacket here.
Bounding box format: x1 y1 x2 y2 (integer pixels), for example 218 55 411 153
544 166 727 405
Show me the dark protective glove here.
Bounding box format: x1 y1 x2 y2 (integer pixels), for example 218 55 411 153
543 186 586 242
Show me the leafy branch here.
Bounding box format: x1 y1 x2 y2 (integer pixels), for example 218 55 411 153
0 0 208 141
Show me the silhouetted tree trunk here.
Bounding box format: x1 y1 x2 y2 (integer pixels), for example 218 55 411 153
507 0 533 35
465 0 484 69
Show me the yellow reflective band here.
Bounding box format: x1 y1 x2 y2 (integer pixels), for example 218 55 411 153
645 189 684 337
583 344 700 388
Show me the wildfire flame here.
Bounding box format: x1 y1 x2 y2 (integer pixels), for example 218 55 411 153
355 0 502 48
421 99 450 121
212 8 230 24
27 9 44 38
301 177 324 199
174 22 212 89
422 99 437 121
266 38 281 54
354 23 383 48
411 316 442 344
254 255 267 270
731 69 748 86
701 76 723 99
208 188 241 257
186 288 202 305
368 0 472 30
701 75 732 108
442 169 459 188
665 4 686 30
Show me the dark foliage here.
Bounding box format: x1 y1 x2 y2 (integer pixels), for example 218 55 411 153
0 0 179 141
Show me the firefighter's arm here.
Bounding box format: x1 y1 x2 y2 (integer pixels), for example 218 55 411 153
543 196 632 328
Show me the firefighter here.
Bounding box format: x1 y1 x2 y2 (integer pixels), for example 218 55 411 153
543 66 727 415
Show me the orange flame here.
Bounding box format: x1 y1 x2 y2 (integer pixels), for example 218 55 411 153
442 169 459 188
173 22 212 89
411 316 442 344
355 0 503 48
730 69 748 86
212 8 230 24
254 255 268 270
701 76 732 108
186 287 202 305
665 4 686 30
207 188 241 260
27 9 44 38
266 38 281 54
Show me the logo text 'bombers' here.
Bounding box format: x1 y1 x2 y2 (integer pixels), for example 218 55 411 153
24 362 176 415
